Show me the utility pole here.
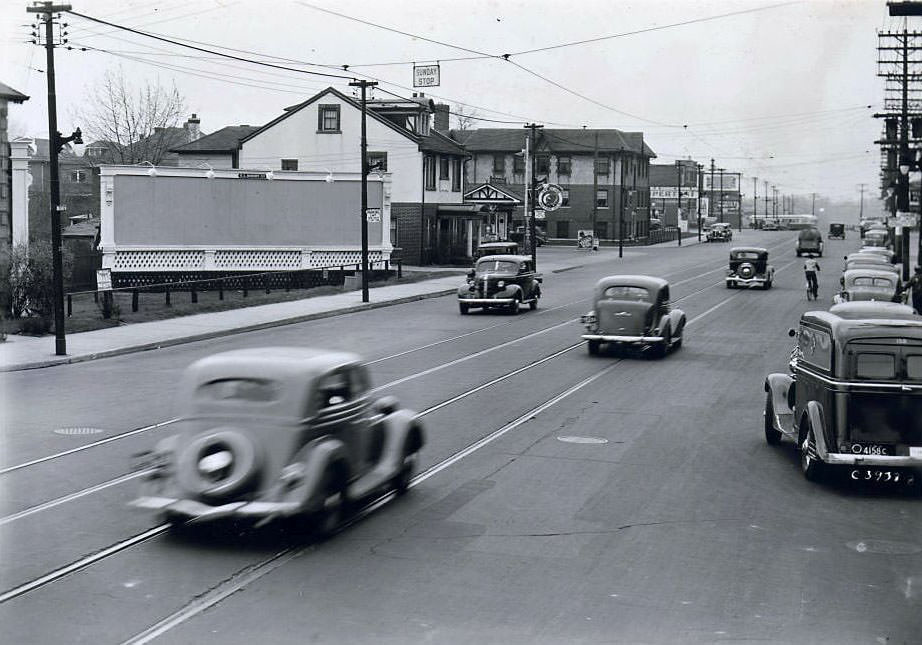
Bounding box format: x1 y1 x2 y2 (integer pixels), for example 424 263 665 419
349 79 377 303
717 168 725 223
753 177 758 229
811 192 816 216
618 149 625 258
592 132 599 247
709 159 715 223
772 186 778 219
858 183 866 221
764 180 769 222
696 163 703 241
675 160 682 246
28 1 80 356
524 123 543 266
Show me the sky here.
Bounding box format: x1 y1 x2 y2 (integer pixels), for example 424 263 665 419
0 0 900 204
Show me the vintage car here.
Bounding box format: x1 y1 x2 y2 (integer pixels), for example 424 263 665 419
863 228 890 248
726 247 774 289
458 254 541 314
844 251 892 267
509 227 547 247
580 275 686 358
761 220 781 231
131 348 425 533
706 222 733 242
795 227 824 257
828 223 845 239
833 268 902 305
763 302 922 486
474 241 519 260
858 244 896 262
842 259 901 279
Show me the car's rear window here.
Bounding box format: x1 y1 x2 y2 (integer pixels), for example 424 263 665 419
198 378 279 402
855 353 896 379
853 277 893 287
476 260 519 273
733 252 761 260
603 286 650 301
907 355 922 379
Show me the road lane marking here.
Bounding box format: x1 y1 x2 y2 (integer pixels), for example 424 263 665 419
0 419 179 476
0 525 169 604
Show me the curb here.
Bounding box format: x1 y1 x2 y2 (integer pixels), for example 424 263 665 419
1 288 457 372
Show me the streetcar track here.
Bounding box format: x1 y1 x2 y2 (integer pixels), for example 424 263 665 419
0 259 758 619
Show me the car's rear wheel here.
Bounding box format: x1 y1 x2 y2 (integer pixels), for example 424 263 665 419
393 453 417 496
654 328 671 359
587 339 601 356
459 302 469 315
764 393 781 445
800 424 824 482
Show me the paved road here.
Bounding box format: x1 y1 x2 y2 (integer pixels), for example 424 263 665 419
1 231 919 644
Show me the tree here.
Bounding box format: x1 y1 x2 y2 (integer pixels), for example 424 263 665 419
453 104 480 131
2 241 74 327
76 68 187 165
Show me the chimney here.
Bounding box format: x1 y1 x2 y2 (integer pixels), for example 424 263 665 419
433 103 450 132
184 113 201 142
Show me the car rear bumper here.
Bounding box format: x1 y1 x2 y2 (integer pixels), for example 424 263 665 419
726 276 768 286
823 453 922 467
582 333 664 344
131 496 303 521
459 297 516 305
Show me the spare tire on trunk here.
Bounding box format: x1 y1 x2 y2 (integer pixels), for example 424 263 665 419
176 429 262 501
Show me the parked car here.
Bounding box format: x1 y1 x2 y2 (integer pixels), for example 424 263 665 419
509 227 547 247
845 251 893 267
131 348 425 533
458 254 542 314
726 247 774 289
763 302 922 486
833 268 902 304
864 228 890 248
828 223 846 239
706 222 733 242
474 241 519 260
843 259 900 278
761 220 781 231
580 275 685 358
795 227 824 257
858 244 895 263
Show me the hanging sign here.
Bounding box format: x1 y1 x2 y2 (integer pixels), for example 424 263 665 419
413 64 441 87
365 208 382 223
537 184 563 211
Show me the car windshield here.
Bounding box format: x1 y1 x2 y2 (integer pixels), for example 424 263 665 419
476 260 519 273
198 378 279 402
602 285 651 301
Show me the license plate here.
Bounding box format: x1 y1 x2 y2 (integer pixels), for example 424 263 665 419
850 469 916 485
846 443 893 456
911 447 922 458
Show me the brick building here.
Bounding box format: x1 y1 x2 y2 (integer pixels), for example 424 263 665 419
1 81 28 269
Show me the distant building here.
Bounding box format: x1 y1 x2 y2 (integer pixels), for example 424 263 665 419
452 128 655 243
171 124 259 169
649 160 701 227
1 81 28 270
27 138 97 247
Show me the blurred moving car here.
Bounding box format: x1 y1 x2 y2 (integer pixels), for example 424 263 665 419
834 268 902 304
828 223 845 239
458 254 542 314
580 275 685 358
706 222 733 242
131 348 425 534
796 227 824 257
726 247 774 289
474 241 519 260
763 302 922 487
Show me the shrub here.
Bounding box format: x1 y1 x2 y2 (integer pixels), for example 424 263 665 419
4 241 74 326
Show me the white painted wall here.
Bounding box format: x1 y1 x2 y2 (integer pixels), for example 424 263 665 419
175 153 235 169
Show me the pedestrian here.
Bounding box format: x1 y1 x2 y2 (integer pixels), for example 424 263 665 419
804 255 820 300
907 265 922 314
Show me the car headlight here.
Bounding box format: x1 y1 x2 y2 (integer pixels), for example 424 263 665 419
497 280 505 288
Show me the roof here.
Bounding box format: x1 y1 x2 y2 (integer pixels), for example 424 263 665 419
62 218 99 238
0 81 28 103
186 347 361 382
846 252 890 263
172 125 258 153
475 254 530 263
730 246 768 255
419 130 467 156
828 302 918 320
843 268 900 280
594 275 668 291
451 128 656 157
477 242 519 250
802 309 922 340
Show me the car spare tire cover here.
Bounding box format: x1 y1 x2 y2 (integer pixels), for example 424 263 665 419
176 429 262 500
739 262 755 279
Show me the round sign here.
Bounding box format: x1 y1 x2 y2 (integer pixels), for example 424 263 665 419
538 184 564 211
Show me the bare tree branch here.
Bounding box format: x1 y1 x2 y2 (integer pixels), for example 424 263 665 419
453 104 479 131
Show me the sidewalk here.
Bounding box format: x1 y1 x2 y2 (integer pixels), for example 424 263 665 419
0 245 639 372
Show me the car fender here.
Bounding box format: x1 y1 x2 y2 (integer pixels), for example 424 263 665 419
293 437 351 512
377 409 425 474
800 400 830 460
497 283 523 299
668 310 686 335
764 373 794 416
457 283 475 297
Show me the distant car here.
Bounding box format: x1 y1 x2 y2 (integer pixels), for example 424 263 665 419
859 245 896 263
864 228 889 248
726 247 774 289
131 348 425 534
763 303 922 486
845 251 892 266
828 223 845 239
580 275 686 358
649 217 663 231
796 227 824 257
509 227 547 247
706 222 733 242
761 220 781 231
474 241 519 260
458 254 542 314
834 268 902 305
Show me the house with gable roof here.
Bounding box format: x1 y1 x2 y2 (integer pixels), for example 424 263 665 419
237 87 472 264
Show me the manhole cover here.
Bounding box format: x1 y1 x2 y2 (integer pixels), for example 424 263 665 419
557 436 609 444
54 427 105 436
847 540 922 555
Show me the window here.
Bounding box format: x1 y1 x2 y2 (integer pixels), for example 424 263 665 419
451 158 461 191
603 286 650 301
513 155 525 174
198 379 279 403
557 156 571 176
556 220 570 238
536 154 550 176
561 188 570 207
855 353 895 379
281 159 298 171
493 154 505 174
596 189 608 208
440 156 450 180
317 104 341 132
594 157 609 176
367 151 387 172
424 155 436 190
907 355 922 379
70 170 87 183
316 371 351 408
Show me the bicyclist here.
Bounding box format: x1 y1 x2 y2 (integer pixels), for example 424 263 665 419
804 256 820 300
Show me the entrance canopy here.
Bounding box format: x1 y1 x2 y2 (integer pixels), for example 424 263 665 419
463 183 523 206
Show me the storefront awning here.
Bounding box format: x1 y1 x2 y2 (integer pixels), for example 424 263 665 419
438 204 483 215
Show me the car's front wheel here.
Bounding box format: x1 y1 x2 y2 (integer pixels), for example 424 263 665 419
764 393 781 445
459 302 469 315
316 468 349 538
587 339 601 356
